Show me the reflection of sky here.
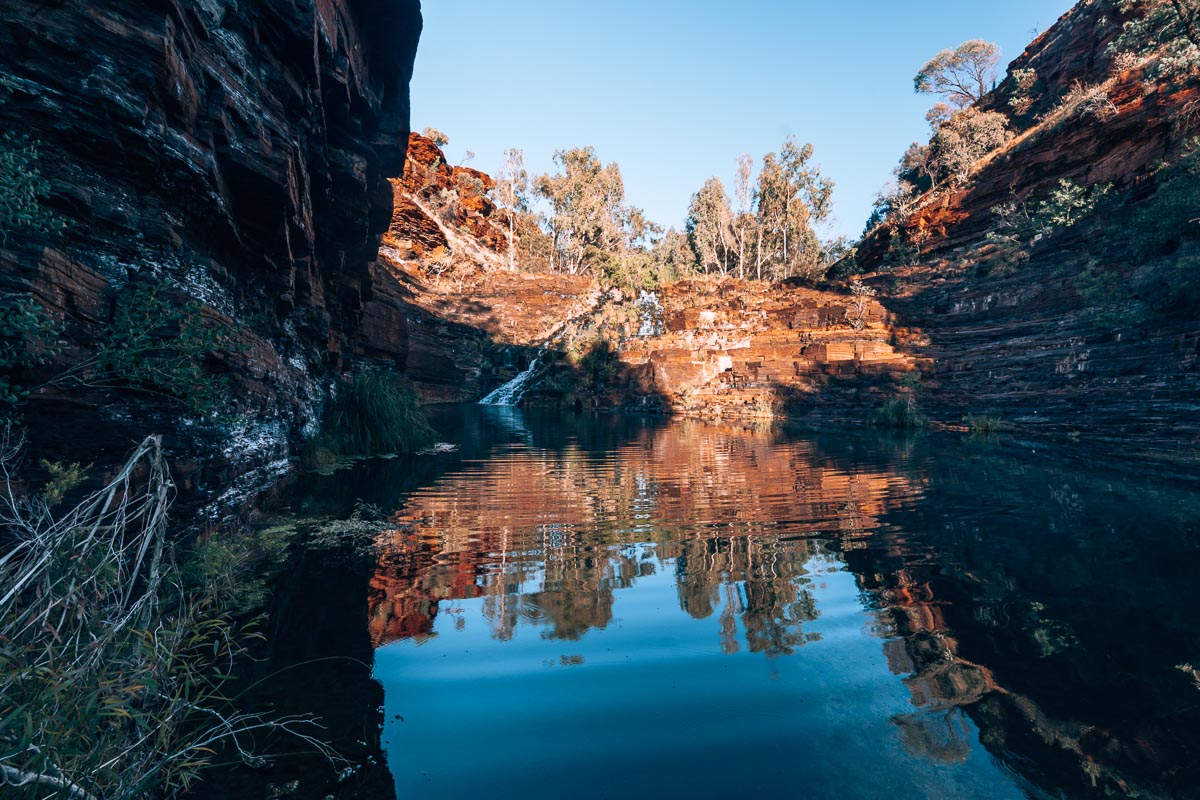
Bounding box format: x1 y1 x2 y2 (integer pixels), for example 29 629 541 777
477 404 534 444
376 555 1034 800
351 408 1200 800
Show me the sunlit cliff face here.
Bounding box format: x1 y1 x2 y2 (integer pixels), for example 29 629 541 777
366 418 927 650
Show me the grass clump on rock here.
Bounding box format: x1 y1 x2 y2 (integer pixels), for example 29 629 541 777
869 396 927 430
304 369 435 470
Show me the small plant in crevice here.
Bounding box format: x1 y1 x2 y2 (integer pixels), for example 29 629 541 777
870 373 926 430
51 284 242 415
304 369 435 470
845 279 878 331
0 296 61 414
870 395 927 430
0 132 63 243
963 413 1005 436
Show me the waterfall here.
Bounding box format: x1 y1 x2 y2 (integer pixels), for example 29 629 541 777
480 352 544 406
636 291 664 338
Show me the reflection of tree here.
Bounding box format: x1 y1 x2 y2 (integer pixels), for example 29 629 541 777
368 418 921 651
892 708 973 764
743 581 819 656
671 536 822 655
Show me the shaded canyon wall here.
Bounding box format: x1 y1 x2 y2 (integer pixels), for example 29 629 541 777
0 0 423 516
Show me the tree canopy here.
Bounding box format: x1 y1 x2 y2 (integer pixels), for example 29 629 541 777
914 39 1001 108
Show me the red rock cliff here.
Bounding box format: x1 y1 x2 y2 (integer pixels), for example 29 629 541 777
859 0 1200 463
0 0 423 516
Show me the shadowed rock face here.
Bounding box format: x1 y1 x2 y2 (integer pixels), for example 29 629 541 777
0 0 422 518
856 0 1200 464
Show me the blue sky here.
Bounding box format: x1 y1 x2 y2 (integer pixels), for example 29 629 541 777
411 0 1076 240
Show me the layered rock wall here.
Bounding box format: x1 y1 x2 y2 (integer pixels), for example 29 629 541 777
0 0 422 515
858 0 1200 463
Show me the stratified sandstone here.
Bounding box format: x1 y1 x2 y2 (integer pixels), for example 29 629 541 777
857 0 1200 463
0 0 422 516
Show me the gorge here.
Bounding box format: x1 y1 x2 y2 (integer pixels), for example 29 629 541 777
1 1 1199 799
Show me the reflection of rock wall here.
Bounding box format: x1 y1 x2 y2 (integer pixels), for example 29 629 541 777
851 450 1200 800
366 420 924 649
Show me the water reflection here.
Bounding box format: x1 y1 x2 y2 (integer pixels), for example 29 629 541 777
369 418 925 654
356 409 1200 800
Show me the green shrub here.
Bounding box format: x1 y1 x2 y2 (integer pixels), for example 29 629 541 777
1164 253 1200 313
0 296 61 413
988 179 1113 256
0 435 332 800
0 133 61 241
1129 145 1200 260
100 285 233 412
305 369 434 467
180 523 304 616
4 286 240 417
46 284 241 415
1073 260 1146 326
39 459 89 508
870 396 926 429
963 413 1005 435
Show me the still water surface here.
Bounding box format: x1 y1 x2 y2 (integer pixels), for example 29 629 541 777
293 407 1200 799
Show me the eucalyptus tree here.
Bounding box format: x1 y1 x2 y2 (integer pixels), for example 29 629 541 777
534 147 654 279
755 137 834 281
421 126 450 146
495 148 529 270
686 177 736 276
914 40 1001 109
733 153 755 279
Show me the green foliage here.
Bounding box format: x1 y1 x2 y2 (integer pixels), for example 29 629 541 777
421 126 450 147
987 179 1113 259
845 279 877 330
0 435 320 800
1042 179 1112 228
929 108 1012 187
1107 0 1199 75
870 395 926 429
576 339 619 391
305 369 435 468
0 133 61 241
535 146 654 279
1008 68 1041 116
1128 144 1200 259
39 459 89 508
1073 260 1145 326
0 296 61 412
1164 253 1200 312
180 524 302 616
91 285 236 414
3 285 237 417
963 414 1005 435
753 137 835 282
914 39 1002 109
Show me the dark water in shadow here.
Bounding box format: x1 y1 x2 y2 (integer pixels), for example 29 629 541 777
237 407 1200 800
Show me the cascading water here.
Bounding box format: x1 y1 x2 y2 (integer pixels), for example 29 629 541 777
479 352 544 406
635 291 664 337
